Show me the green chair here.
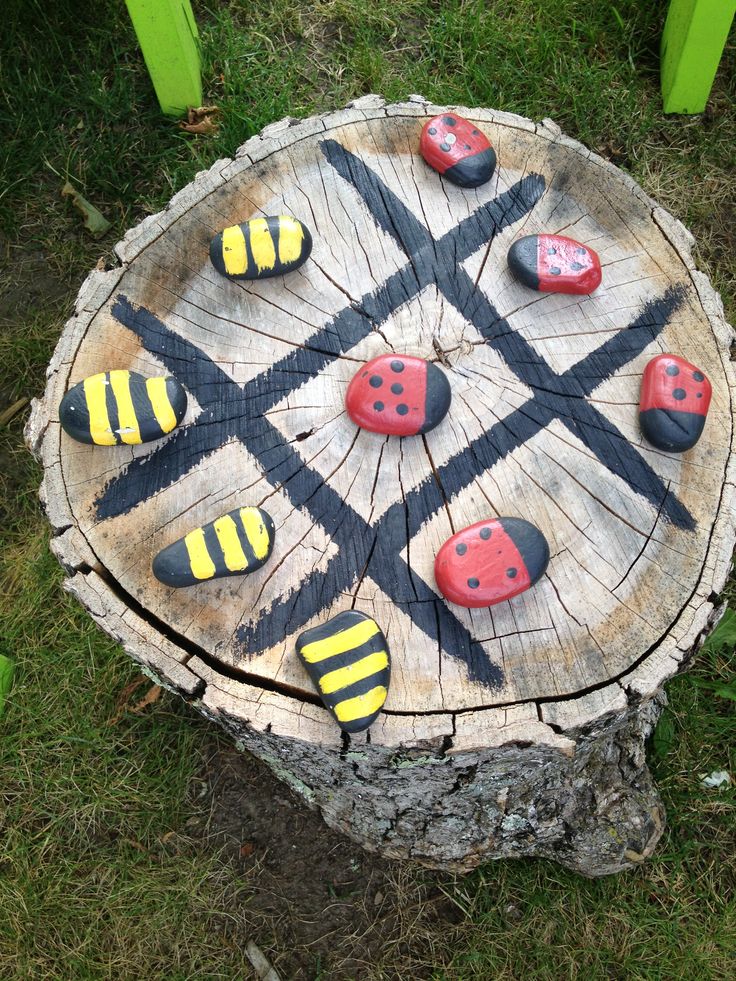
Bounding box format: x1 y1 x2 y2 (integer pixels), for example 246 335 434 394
125 0 202 117
661 0 736 114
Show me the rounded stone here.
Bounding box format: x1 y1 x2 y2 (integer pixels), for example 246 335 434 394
639 354 712 452
435 517 550 608
59 369 187 446
508 233 602 294
345 353 452 436
419 112 496 188
296 610 390 734
209 215 312 280
152 506 275 588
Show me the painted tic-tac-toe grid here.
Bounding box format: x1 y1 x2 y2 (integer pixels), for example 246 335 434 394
98 139 690 690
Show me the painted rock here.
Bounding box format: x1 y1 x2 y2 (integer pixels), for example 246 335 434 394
345 354 451 436
59 369 187 446
639 354 712 452
153 506 275 588
434 517 550 608
296 610 390 733
419 113 496 188
508 234 602 294
209 215 312 280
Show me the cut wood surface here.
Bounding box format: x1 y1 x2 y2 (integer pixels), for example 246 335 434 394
27 96 736 873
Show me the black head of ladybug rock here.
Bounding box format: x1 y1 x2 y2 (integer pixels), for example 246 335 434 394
420 113 496 189
345 354 451 436
434 517 550 608
508 234 602 295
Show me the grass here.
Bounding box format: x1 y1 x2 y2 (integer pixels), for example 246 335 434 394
1 0 735 977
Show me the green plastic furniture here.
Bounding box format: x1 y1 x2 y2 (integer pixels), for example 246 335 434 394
661 0 736 113
0 654 13 720
125 0 202 117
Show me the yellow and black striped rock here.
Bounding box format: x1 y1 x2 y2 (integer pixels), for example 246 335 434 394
152 506 275 588
296 611 391 733
59 369 187 446
210 215 313 280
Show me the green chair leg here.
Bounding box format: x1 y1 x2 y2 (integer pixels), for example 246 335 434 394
125 0 203 117
661 0 736 114
0 654 14 720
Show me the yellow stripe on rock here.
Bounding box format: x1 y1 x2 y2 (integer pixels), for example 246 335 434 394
83 372 117 445
239 507 270 560
146 376 178 434
222 225 248 276
277 217 304 265
184 527 216 580
214 514 247 573
248 218 277 274
109 370 141 445
300 618 380 663
334 686 387 723
319 650 389 695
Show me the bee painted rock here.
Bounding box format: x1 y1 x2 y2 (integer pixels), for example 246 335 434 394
435 517 550 608
508 234 602 295
345 354 451 436
296 610 390 734
419 112 496 188
59 369 187 446
153 506 275 588
639 354 712 452
209 215 312 280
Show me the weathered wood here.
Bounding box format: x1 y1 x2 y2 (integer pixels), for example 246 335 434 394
27 96 736 875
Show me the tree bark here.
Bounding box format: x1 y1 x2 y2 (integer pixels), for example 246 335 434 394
27 95 736 875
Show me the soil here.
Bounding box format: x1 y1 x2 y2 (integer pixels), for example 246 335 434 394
190 738 461 979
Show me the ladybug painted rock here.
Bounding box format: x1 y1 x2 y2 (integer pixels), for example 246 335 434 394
434 517 550 608
345 354 451 436
508 234 602 295
419 113 496 188
639 354 712 452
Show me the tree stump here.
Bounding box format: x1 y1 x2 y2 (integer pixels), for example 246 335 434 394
27 96 736 876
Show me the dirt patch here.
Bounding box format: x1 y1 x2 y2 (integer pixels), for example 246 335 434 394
190 740 461 979
0 233 68 327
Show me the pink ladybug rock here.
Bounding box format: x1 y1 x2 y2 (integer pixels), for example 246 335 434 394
508 234 602 295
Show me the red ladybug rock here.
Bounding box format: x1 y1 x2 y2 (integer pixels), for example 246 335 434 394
508 234 601 294
419 113 496 188
639 354 712 452
434 517 549 608
345 354 451 436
